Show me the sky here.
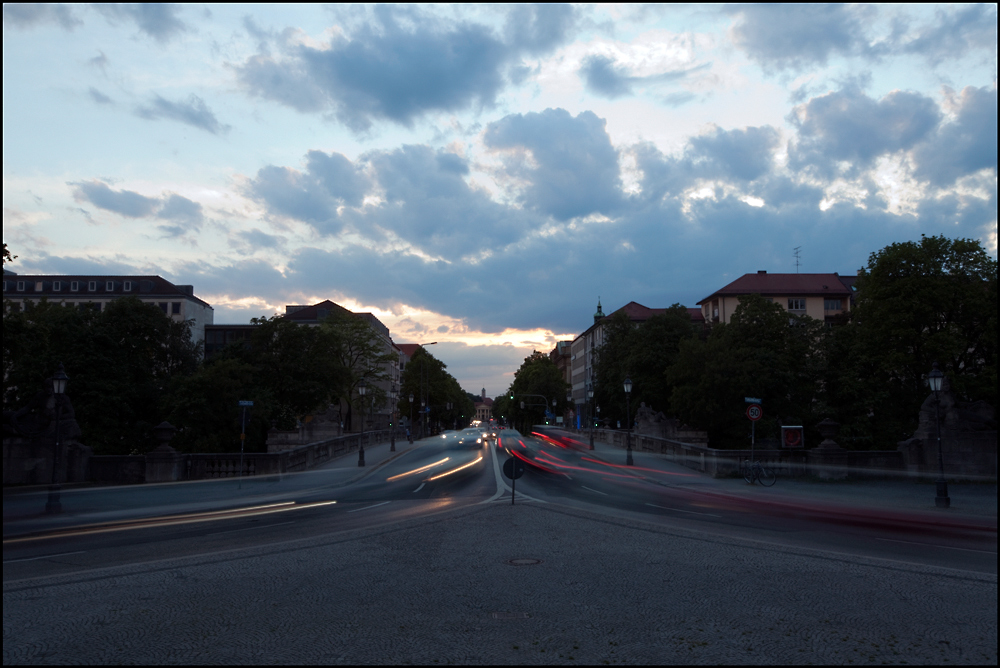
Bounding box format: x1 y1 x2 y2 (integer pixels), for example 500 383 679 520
3 3 997 397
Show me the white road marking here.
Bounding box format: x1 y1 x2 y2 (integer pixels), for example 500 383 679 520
581 486 608 496
875 537 997 554
206 521 295 536
347 501 391 513
646 503 721 518
4 551 86 563
413 483 425 493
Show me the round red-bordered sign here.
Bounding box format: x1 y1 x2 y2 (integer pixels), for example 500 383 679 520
746 404 762 421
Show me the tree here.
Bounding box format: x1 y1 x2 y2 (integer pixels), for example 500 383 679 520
321 313 394 431
668 294 825 447
830 234 997 446
3 297 201 454
499 351 569 433
398 347 473 433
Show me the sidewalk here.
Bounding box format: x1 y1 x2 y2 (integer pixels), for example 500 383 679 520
581 436 997 530
2 436 423 538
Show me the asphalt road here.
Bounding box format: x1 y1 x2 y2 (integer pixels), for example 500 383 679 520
4 430 995 581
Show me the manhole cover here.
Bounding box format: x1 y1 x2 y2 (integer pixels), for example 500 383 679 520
506 558 543 566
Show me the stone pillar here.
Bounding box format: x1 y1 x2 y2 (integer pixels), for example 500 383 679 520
807 418 848 480
145 421 182 483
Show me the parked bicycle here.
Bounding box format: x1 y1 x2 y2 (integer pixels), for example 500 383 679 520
741 458 776 486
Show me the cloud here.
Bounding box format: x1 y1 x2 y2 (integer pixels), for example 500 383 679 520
503 3 578 57
92 3 189 43
134 94 230 135
788 87 941 176
88 87 114 105
913 85 998 187
2 3 81 30
727 4 869 71
897 4 998 66
579 54 710 100
69 181 204 235
688 126 781 182
237 7 509 132
70 181 160 218
484 108 622 220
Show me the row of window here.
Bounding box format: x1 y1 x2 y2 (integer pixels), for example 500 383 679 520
3 279 151 293
6 299 182 315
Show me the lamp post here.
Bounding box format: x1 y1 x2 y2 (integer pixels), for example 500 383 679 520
928 363 950 508
357 378 367 467
45 363 69 514
588 383 595 449
408 392 414 443
623 375 633 466
389 389 397 452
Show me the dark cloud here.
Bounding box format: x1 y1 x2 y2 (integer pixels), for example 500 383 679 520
157 194 203 225
2 3 81 30
70 181 160 218
914 85 998 187
135 94 229 135
579 55 634 99
579 54 710 100
484 108 622 220
88 50 108 72
236 229 285 251
727 4 868 71
503 3 578 56
788 87 941 175
88 87 114 105
688 126 781 181
92 3 188 43
898 5 997 66
238 8 508 132
246 150 370 233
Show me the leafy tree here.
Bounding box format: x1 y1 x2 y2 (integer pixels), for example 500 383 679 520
321 313 395 430
829 234 997 446
497 351 569 433
398 346 473 434
3 297 201 454
668 294 825 447
3 242 16 265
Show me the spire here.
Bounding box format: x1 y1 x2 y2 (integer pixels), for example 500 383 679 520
594 297 605 324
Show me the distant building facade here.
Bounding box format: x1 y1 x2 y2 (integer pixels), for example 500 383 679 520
2 271 213 345
697 271 856 325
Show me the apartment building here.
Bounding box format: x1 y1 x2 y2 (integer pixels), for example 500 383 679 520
2 271 213 344
697 271 856 325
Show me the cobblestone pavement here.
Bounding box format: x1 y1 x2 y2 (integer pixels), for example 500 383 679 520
4 501 996 664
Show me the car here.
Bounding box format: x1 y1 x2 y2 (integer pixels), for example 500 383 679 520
455 427 488 449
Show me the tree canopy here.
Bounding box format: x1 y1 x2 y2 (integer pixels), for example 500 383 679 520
494 351 569 432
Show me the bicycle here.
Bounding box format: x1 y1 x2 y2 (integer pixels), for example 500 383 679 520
741 458 776 486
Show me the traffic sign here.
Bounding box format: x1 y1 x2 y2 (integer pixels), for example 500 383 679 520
239 400 254 407
503 457 525 480
781 425 804 448
746 404 762 421
744 397 762 404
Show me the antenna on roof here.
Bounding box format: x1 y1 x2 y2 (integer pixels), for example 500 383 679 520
793 246 802 274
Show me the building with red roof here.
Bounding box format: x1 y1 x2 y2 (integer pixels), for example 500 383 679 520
697 271 855 325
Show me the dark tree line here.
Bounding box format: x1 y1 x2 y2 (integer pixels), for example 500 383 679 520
590 235 996 449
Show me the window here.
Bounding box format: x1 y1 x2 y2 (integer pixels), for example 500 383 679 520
787 299 806 311
124 281 132 292
171 302 181 315
88 281 97 292
53 281 62 291
35 281 43 291
106 281 114 291
158 302 168 314
16 281 25 291
70 281 79 292
824 299 842 310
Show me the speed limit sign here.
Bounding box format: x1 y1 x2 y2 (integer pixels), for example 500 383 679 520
746 404 762 421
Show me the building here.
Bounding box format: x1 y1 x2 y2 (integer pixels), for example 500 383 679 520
206 299 402 432
474 389 493 423
696 271 855 325
569 299 705 426
2 271 213 345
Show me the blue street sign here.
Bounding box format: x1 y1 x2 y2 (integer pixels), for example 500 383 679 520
239 400 254 407
744 397 762 404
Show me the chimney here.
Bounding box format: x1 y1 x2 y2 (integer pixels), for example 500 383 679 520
757 270 767 275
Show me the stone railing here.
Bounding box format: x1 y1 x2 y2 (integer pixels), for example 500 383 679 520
89 429 396 484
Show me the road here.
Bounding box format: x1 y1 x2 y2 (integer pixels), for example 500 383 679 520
3 429 997 664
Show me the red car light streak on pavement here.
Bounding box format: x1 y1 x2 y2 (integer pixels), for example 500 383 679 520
580 456 699 477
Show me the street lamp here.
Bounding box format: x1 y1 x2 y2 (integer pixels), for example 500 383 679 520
45 363 69 514
389 389 397 452
623 375 633 466
408 392 414 443
928 363 950 508
587 383 595 449
357 378 367 467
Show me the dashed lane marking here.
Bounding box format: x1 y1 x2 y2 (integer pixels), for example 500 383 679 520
646 503 721 518
413 483 425 493
4 551 86 563
581 486 608 495
347 501 391 513
876 537 997 554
